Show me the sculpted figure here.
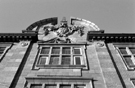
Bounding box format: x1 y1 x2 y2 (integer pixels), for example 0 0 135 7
38 17 85 43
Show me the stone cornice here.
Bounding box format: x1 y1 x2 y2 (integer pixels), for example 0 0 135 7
87 32 135 42
26 77 93 80
1 31 135 43
0 33 37 42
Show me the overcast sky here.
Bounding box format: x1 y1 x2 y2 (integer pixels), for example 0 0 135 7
0 0 135 33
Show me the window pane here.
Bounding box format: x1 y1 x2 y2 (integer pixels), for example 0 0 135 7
0 47 5 54
38 57 46 65
132 80 135 86
49 55 59 65
75 57 81 65
124 56 135 67
74 84 86 88
62 47 70 54
74 48 81 54
61 56 70 65
0 47 5 51
60 85 71 88
119 48 127 54
0 51 3 54
129 48 135 54
41 47 50 54
30 84 42 88
51 47 60 54
45 84 57 88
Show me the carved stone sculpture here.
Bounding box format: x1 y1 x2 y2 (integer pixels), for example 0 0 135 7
37 17 100 43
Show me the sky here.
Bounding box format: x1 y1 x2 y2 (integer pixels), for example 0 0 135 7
0 0 135 33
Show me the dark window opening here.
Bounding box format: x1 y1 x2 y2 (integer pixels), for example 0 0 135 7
49 55 59 65
74 48 81 54
41 47 50 54
60 85 71 88
51 47 60 54
38 57 47 65
75 57 81 65
61 56 70 65
45 84 57 88
129 48 135 54
119 48 127 54
30 84 42 88
62 47 70 54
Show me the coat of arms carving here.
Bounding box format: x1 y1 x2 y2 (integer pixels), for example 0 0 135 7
32 17 100 43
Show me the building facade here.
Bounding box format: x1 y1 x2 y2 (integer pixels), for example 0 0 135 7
0 17 135 88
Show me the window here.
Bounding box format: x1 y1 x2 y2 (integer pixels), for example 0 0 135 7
29 84 87 88
35 44 87 69
61 55 70 65
49 55 59 65
130 79 135 87
45 84 57 88
129 48 135 54
0 43 12 61
74 56 82 65
25 78 92 88
0 47 6 56
74 84 86 88
30 84 42 88
115 44 135 70
73 48 81 54
60 84 71 88
38 56 48 65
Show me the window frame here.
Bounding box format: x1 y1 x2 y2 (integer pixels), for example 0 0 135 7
25 78 93 88
34 44 87 69
30 84 42 88
117 47 135 70
73 47 82 55
74 84 86 88
37 56 48 65
74 56 83 65
29 83 89 88
130 78 135 88
114 43 135 71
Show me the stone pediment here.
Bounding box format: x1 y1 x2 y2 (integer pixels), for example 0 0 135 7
30 17 100 43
